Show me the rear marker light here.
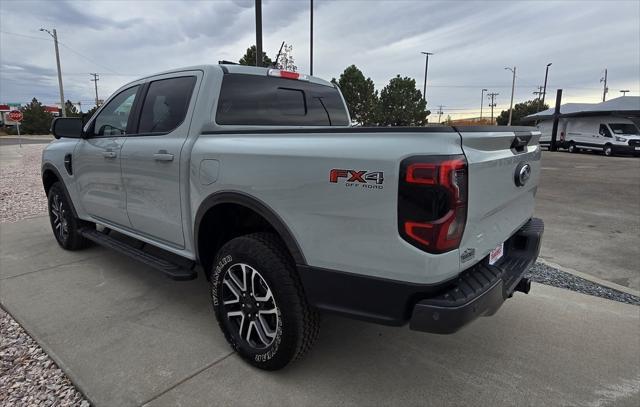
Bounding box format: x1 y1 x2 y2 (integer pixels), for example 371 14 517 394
267 69 309 81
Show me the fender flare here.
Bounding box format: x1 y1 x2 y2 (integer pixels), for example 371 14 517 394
41 163 79 219
194 191 307 266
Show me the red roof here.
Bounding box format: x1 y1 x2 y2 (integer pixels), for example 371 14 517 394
0 104 10 112
44 106 60 113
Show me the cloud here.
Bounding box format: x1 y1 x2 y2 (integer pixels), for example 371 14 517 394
0 0 638 116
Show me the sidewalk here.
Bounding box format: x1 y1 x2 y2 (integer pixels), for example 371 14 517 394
1 217 638 407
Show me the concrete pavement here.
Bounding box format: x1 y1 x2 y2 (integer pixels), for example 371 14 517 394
535 151 640 291
1 216 639 407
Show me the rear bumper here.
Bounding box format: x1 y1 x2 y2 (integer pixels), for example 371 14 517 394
410 217 544 334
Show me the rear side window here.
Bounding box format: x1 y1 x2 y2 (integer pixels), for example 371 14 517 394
216 74 349 126
138 76 196 134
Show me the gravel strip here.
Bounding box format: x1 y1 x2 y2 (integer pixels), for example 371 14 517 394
0 144 48 223
526 262 640 305
0 307 89 407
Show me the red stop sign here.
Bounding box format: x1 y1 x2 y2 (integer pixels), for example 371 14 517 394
8 110 23 122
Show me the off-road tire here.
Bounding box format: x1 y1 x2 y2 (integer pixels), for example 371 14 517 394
209 233 319 370
47 182 93 250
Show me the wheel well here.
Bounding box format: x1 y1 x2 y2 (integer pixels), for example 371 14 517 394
42 169 60 196
197 203 284 276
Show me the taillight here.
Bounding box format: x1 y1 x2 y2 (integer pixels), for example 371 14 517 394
398 155 468 254
267 69 309 81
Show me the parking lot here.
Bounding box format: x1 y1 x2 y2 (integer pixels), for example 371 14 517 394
535 151 640 290
1 143 639 406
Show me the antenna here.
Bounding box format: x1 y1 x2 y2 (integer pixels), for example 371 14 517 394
274 41 285 68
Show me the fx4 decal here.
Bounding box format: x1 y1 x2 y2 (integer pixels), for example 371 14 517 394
329 169 384 189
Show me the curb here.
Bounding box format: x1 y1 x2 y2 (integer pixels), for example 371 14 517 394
537 257 640 297
0 300 96 406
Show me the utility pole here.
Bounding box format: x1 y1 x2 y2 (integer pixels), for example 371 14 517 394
90 73 100 108
505 66 516 126
77 101 82 113
541 63 552 106
421 52 433 102
620 90 630 96
255 0 263 67
600 68 608 102
480 88 487 120
310 0 313 75
533 86 544 100
40 28 66 117
487 92 498 124
436 105 444 123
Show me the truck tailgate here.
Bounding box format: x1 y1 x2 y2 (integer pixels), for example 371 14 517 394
456 127 541 268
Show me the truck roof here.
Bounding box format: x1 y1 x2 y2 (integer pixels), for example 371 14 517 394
128 64 335 88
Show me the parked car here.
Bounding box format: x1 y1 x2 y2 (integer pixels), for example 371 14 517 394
42 64 543 370
538 116 640 156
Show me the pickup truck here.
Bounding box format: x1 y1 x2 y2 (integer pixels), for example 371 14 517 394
43 64 543 370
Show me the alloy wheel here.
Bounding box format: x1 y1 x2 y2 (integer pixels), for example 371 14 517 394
221 263 280 349
50 193 69 243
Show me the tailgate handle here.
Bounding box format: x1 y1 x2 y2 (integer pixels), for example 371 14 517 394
511 135 531 153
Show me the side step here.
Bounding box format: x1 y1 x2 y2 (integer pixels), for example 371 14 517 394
80 229 197 281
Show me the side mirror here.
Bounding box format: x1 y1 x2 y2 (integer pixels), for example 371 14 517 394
51 117 83 139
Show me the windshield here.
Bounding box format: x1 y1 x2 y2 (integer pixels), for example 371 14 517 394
608 123 639 135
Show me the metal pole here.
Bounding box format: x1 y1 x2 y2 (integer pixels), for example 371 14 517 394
601 68 608 102
550 89 563 151
255 0 263 67
507 66 516 126
17 122 21 148
421 52 433 102
480 88 487 120
541 63 551 106
52 29 66 117
310 0 313 75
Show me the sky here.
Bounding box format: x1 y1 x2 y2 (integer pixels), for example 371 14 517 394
1 0 639 119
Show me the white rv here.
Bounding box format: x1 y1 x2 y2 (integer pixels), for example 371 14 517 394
538 116 640 156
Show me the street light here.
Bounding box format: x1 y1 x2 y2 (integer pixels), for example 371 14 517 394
40 28 66 117
505 66 516 126
421 52 433 102
541 63 552 106
480 88 488 120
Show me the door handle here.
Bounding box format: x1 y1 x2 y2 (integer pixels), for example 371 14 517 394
153 151 174 161
103 151 117 159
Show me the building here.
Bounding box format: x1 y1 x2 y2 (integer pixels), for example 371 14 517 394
1 103 61 127
523 96 640 126
523 96 640 151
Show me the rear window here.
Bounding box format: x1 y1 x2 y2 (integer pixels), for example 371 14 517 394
216 74 349 126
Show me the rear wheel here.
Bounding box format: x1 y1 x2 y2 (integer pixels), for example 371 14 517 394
47 182 92 250
568 142 578 153
603 144 613 157
209 233 319 370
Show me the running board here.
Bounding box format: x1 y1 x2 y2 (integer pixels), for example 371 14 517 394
80 229 197 281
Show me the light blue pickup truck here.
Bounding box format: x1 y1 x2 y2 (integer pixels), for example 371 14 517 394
43 64 543 370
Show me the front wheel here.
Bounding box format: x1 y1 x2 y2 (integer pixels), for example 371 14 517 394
47 182 92 250
603 144 613 157
209 233 319 370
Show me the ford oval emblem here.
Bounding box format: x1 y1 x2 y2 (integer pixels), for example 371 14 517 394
515 162 531 187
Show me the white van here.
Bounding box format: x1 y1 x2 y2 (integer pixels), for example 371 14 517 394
538 116 640 156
